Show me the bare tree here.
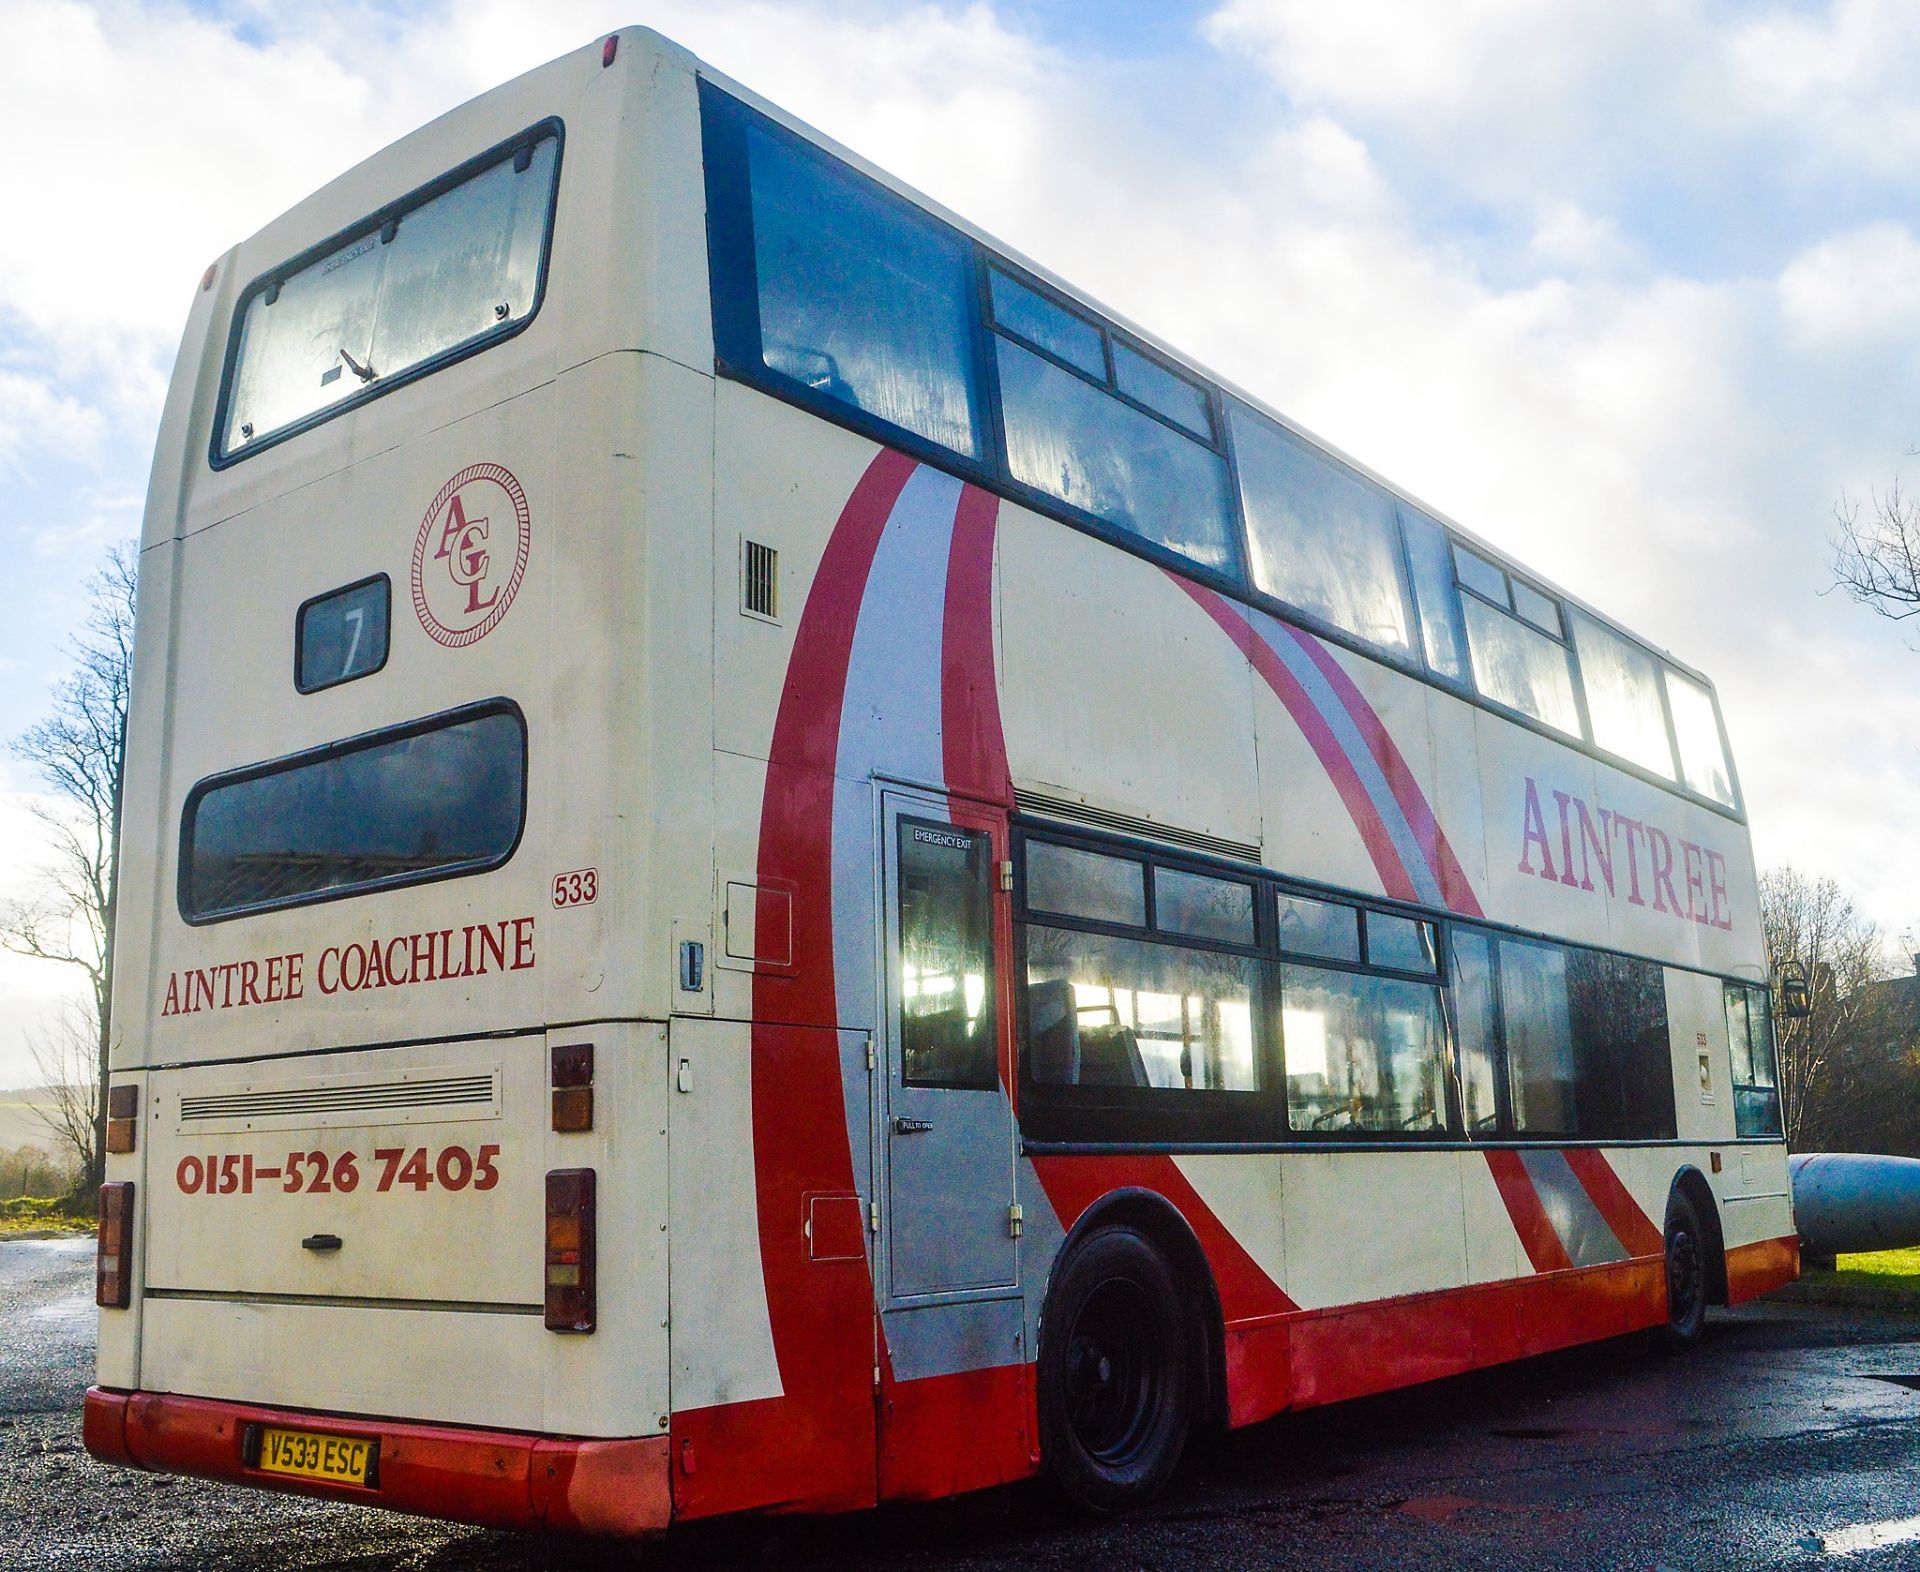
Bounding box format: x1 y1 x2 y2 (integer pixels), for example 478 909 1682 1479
1758 865 1896 1149
1832 481 1920 633
25 999 104 1188
3 543 136 1192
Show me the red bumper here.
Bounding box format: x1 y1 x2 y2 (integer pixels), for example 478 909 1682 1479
83 1388 671 1538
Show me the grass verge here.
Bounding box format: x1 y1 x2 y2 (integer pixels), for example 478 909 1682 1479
0 1194 94 1238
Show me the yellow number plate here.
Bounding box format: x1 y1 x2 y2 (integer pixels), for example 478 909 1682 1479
256 1426 377 1487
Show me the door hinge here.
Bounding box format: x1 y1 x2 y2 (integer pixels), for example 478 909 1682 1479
866 1041 876 1072
1007 1202 1024 1239
998 858 1014 893
869 1199 881 1234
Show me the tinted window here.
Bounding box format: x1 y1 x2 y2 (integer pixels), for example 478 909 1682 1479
1666 668 1737 808
747 122 981 456
898 821 997 1088
1451 929 1500 1132
1727 980 1782 1137
222 130 557 458
1280 964 1448 1133
1026 927 1258 1092
1154 867 1255 947
182 705 524 921
998 337 1238 571
1275 893 1361 962
297 577 389 693
1573 612 1676 779
1498 940 1578 1133
1367 911 1436 973
1401 506 1468 683
989 267 1103 377
1113 343 1212 439
1510 579 1563 637
1230 403 1413 656
1454 545 1509 606
1460 595 1583 737
1568 950 1676 1140
1026 841 1146 926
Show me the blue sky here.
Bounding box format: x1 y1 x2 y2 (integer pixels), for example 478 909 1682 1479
6 0 1920 1084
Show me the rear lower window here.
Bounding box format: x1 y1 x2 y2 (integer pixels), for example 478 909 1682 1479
181 702 525 922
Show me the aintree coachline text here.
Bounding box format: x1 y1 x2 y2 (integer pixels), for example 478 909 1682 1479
158 916 537 1017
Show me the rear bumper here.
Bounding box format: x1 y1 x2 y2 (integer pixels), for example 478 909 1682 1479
83 1388 671 1538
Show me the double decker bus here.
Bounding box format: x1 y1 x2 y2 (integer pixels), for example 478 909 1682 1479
85 26 1796 1534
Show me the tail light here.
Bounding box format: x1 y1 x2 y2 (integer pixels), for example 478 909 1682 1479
98 1183 135 1308
550 1041 593 1132
545 1169 596 1332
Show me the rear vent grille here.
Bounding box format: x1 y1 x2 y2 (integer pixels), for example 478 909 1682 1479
1014 789 1261 864
743 539 778 619
176 1067 500 1133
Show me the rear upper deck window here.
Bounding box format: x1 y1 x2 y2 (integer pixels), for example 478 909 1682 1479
215 125 561 464
180 702 525 922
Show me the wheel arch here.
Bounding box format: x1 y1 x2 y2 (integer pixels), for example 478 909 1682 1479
1669 1164 1729 1306
1046 1186 1228 1431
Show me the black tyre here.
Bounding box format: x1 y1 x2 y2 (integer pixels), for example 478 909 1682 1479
1661 1187 1711 1346
1037 1225 1193 1512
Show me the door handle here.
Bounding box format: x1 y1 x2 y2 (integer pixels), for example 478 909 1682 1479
893 1117 934 1135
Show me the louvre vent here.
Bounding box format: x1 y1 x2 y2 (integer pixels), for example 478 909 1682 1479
743 539 778 619
176 1066 500 1133
1014 789 1261 864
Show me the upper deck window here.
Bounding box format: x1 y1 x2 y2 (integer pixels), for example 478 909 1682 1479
991 271 1238 574
1227 402 1414 658
1571 611 1676 780
1454 545 1583 738
1665 666 1737 808
180 702 525 922
744 120 982 457
217 126 560 463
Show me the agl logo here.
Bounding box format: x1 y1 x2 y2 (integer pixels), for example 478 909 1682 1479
411 462 531 647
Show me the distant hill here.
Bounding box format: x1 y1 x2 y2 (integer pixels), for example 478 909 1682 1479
0 1088 64 1154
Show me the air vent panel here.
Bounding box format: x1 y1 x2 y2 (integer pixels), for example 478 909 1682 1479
175 1066 501 1133
742 539 778 619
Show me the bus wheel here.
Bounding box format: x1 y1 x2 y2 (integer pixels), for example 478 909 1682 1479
1661 1188 1710 1346
1038 1225 1193 1512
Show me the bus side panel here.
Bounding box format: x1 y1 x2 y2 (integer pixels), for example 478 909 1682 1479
994 507 1261 849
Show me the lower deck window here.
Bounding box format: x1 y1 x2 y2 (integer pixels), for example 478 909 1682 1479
1280 964 1447 1133
181 702 525 922
1026 927 1258 1093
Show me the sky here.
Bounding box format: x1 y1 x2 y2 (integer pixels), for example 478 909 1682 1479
5 0 1920 1088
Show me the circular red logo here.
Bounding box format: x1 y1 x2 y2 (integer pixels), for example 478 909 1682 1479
411 463 531 647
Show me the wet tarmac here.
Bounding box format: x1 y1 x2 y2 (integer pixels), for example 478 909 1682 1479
8 1236 1920 1569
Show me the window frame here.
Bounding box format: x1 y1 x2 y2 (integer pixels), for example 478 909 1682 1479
177 697 529 925
209 119 565 471
1452 547 1593 744
697 80 1748 823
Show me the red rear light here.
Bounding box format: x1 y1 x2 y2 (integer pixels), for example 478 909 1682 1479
551 1041 593 1132
602 33 618 67
545 1169 596 1332
97 1183 134 1308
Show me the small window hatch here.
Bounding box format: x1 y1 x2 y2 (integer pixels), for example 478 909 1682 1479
742 539 778 620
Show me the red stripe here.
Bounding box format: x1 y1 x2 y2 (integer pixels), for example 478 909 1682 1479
1724 1235 1799 1305
939 483 1010 804
1483 1149 1576 1273
1279 623 1484 917
1029 1153 1298 1322
1561 1148 1664 1257
687 449 917 1519
1171 580 1422 903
